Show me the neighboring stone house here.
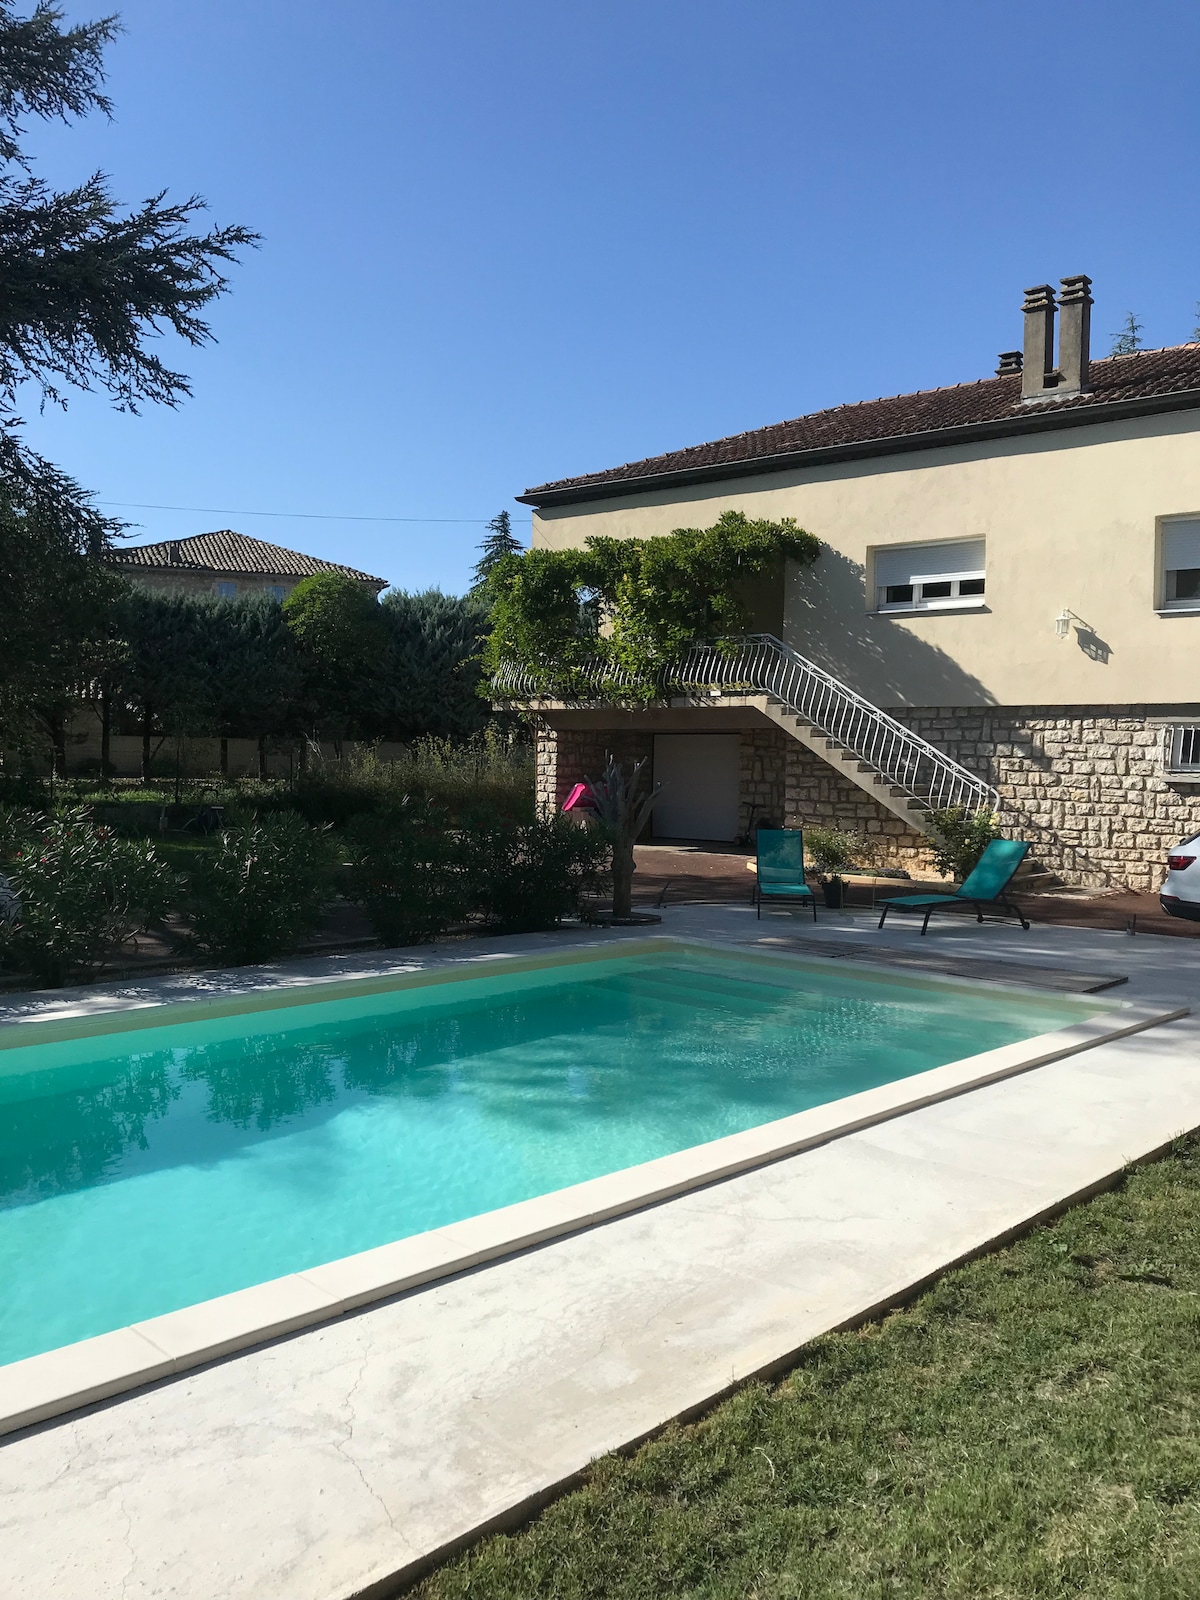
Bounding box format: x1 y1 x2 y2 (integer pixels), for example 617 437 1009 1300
512 274 1200 891
105 529 387 600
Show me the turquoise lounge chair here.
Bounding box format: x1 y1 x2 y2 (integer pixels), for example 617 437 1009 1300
877 839 1031 935
755 828 817 921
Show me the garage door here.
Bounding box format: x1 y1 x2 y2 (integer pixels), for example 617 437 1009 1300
652 734 741 841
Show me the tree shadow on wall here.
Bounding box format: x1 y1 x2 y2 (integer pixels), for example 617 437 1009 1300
786 547 1118 885
785 546 995 711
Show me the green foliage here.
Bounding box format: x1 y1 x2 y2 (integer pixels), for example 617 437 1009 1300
463 813 611 932
380 588 490 741
0 806 178 985
344 797 469 946
116 586 217 773
284 573 389 740
484 511 820 700
1110 311 1144 356
189 812 333 965
0 437 123 748
200 594 304 748
804 825 860 879
0 0 253 745
284 734 534 828
0 0 256 414
472 509 523 592
928 805 1002 881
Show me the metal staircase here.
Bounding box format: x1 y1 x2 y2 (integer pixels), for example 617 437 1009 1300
494 633 998 830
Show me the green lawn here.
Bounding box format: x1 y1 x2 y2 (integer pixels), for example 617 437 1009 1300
412 1141 1200 1600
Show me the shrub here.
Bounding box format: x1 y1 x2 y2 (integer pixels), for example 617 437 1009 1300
284 730 534 829
343 798 469 946
928 806 1002 882
189 812 333 965
464 813 611 932
0 807 178 986
804 826 860 880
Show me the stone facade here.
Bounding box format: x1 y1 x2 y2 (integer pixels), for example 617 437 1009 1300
781 737 935 874
534 723 655 820
537 720 934 870
536 704 1200 889
892 706 1200 892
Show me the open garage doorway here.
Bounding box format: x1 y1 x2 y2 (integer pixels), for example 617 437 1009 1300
652 733 740 841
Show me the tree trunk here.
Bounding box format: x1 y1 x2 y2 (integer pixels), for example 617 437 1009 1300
141 706 152 785
219 736 229 776
50 716 67 779
297 737 308 774
257 734 267 780
100 695 112 782
611 842 636 919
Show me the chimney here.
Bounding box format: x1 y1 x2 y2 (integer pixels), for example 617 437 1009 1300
1057 274 1092 395
1022 284 1059 400
995 350 1023 376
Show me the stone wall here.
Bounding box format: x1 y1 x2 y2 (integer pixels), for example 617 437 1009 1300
782 738 936 875
538 720 934 871
893 706 1200 891
737 728 787 836
534 723 655 821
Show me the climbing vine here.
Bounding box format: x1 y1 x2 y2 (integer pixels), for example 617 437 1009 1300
483 511 819 701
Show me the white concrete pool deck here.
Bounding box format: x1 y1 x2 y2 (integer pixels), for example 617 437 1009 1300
2 905 1199 1599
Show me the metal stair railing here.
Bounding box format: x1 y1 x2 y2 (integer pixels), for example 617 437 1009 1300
493 633 998 814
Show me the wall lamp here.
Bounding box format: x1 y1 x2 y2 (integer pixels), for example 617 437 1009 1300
1055 607 1073 639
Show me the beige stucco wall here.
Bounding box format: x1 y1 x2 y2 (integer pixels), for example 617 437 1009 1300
530 409 1200 709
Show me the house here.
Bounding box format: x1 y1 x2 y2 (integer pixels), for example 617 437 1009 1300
512 274 1200 892
105 529 387 600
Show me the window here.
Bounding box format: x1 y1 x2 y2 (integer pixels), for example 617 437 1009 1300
1161 520 1200 608
216 580 238 599
266 584 286 602
1166 725 1200 776
873 540 986 612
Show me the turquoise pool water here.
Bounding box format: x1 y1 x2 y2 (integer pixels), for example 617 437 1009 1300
0 945 1088 1365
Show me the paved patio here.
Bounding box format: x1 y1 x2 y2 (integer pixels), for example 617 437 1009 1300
2 905 1199 1600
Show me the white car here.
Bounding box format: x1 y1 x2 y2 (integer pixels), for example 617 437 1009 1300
1161 833 1200 922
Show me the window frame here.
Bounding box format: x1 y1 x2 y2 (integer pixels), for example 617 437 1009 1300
1165 724 1200 778
872 540 987 615
1158 515 1200 613
215 579 238 599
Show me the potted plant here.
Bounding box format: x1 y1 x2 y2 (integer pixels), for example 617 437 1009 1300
805 826 860 909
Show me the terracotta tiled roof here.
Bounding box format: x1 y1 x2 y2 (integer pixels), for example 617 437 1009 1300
520 344 1200 505
106 530 387 590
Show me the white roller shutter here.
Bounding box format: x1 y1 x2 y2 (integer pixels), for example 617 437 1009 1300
873 540 986 588
1162 521 1200 571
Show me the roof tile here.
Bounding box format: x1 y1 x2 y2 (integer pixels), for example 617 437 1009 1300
106 530 387 589
524 344 1200 500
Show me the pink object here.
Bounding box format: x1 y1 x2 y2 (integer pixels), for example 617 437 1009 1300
562 782 595 812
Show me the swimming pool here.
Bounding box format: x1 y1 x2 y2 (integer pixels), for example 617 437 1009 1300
0 940 1098 1368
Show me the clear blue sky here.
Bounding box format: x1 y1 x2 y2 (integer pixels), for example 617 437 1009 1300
19 1 1200 593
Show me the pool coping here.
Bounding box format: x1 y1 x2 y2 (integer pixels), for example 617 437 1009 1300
0 937 1186 1439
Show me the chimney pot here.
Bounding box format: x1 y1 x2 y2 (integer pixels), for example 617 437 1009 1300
1021 284 1059 400
996 350 1023 375
1057 273 1092 395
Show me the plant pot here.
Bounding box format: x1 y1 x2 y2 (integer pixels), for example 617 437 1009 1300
822 877 844 910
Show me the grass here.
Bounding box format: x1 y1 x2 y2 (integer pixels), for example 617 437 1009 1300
411 1140 1200 1600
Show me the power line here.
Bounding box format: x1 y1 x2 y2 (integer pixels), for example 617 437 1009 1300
96 499 527 525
